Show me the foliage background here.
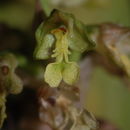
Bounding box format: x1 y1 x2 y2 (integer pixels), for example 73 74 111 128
0 0 130 130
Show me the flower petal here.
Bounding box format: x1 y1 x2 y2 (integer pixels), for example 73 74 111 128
34 9 96 60
63 62 79 85
34 31 55 59
44 63 62 87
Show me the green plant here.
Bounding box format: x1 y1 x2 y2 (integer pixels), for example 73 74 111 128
0 53 23 127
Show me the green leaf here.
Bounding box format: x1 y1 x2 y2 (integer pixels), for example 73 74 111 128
44 63 62 87
63 62 79 85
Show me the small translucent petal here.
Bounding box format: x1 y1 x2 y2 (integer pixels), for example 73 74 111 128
44 63 62 87
34 34 55 59
63 62 79 85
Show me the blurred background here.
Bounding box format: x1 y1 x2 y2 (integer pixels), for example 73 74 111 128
0 0 130 130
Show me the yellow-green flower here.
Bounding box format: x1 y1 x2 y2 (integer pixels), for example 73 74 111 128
34 9 96 87
44 28 79 87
